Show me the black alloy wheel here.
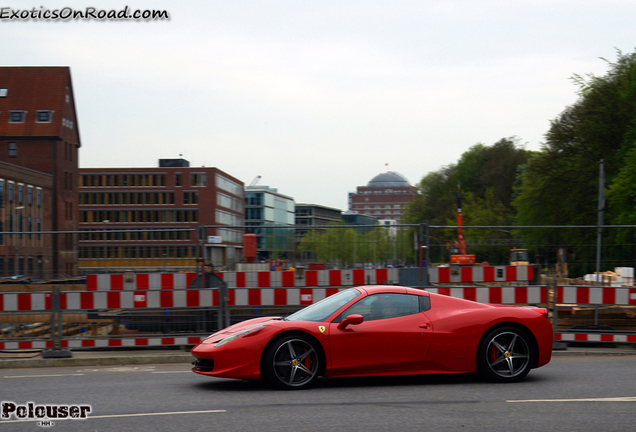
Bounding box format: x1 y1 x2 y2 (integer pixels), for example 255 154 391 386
477 326 534 383
263 334 321 390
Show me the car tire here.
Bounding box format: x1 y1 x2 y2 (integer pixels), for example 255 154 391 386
477 326 535 383
262 334 321 390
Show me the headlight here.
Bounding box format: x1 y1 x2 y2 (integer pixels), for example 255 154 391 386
214 325 267 347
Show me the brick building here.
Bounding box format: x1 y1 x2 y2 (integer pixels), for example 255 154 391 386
0 162 53 278
0 67 80 277
78 160 244 272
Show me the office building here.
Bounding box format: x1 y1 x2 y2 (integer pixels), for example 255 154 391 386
295 203 343 238
245 185 295 260
78 161 244 272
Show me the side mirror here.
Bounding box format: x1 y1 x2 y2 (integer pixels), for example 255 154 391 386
337 314 364 330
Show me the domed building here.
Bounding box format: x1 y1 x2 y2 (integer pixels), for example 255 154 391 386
367 172 411 188
348 171 417 222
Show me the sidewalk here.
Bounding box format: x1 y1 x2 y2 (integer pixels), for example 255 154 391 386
1 344 635 370
0 348 195 369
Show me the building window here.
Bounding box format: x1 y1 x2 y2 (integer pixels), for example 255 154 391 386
190 173 206 187
35 110 53 123
183 191 198 205
8 182 14 202
0 89 7 97
37 188 42 206
9 111 26 123
216 174 243 197
18 184 24 204
175 173 182 187
0 180 4 207
27 187 33 205
8 142 17 158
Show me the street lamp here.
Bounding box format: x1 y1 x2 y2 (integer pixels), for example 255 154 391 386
102 220 109 273
14 206 24 276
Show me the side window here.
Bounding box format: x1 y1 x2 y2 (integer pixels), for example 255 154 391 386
419 295 431 312
340 293 424 321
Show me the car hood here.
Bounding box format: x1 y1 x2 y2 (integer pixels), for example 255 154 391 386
202 316 281 343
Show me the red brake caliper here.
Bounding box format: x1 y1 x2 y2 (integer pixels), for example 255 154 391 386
303 348 311 373
490 345 498 363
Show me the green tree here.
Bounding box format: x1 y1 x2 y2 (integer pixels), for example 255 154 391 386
513 49 636 274
403 138 532 263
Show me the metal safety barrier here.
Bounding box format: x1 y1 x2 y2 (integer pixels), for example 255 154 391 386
0 286 223 355
2 279 636 357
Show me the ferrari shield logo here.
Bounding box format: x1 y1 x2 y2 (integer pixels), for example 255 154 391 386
318 326 325 333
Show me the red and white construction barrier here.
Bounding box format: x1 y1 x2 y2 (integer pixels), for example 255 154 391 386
3 284 636 312
86 272 199 291
556 286 636 305
85 266 535 291
0 288 341 310
0 337 205 350
555 333 636 343
427 265 534 284
86 269 397 291
0 290 213 311
424 286 548 305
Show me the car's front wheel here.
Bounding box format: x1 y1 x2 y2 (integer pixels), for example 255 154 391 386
262 334 321 390
477 326 534 383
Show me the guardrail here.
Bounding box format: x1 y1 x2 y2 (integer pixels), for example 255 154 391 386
1 279 635 357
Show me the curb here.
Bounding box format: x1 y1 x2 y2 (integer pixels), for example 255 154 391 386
0 353 195 369
551 350 636 357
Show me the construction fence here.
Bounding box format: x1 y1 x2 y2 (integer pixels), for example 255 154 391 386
3 222 636 280
1 271 636 356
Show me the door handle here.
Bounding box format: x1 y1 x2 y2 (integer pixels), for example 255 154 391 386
419 323 430 329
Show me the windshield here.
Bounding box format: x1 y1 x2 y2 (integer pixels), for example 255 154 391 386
286 288 361 322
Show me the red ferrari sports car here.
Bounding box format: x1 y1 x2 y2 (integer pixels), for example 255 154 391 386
192 285 553 389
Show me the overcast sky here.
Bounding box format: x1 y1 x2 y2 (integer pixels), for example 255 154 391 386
3 1 635 210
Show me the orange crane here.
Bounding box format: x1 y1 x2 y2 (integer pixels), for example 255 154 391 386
450 184 476 265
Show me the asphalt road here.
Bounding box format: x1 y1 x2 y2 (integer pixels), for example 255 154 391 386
1 356 635 432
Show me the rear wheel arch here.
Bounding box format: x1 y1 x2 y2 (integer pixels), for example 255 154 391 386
479 322 540 364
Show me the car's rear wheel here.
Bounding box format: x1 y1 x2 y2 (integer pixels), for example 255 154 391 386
477 326 534 383
263 334 321 390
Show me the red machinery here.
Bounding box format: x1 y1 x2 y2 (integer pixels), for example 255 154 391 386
450 184 476 265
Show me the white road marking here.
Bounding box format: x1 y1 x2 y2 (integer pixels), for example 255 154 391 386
508 396 636 403
106 366 156 372
4 373 84 378
0 409 227 423
151 370 191 374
